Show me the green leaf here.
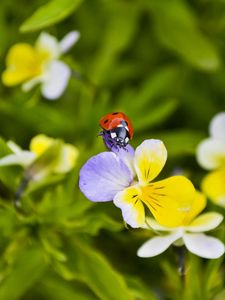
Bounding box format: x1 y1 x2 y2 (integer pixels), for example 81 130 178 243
20 0 83 32
135 98 178 131
38 275 98 300
68 238 135 300
91 1 139 83
0 138 12 158
149 0 220 71
0 138 22 192
0 100 76 136
40 234 67 262
61 211 123 235
117 65 179 110
0 245 46 300
126 276 158 300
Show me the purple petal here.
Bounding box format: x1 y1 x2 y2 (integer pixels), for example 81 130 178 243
79 152 133 202
112 144 135 156
112 144 135 176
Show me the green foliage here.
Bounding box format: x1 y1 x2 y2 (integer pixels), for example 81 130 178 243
0 0 224 299
149 0 220 71
20 0 83 32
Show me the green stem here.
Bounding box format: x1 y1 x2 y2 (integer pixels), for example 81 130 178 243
177 246 186 281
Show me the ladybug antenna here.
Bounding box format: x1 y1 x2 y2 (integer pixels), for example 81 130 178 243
97 131 104 137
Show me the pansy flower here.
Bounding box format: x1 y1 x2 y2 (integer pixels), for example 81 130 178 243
0 134 79 179
137 192 224 259
2 31 80 100
79 139 196 228
197 112 225 207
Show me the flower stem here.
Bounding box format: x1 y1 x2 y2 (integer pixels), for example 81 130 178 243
177 246 186 281
14 174 30 208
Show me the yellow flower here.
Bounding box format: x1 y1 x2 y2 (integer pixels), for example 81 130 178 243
0 134 79 179
30 134 79 173
137 192 224 259
79 139 196 228
2 31 80 100
197 112 225 207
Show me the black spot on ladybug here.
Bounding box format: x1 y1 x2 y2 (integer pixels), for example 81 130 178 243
112 112 119 115
104 119 109 124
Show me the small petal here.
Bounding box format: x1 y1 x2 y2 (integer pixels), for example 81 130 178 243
59 31 80 54
202 168 225 207
79 152 133 202
7 141 22 154
182 192 206 225
54 144 79 173
134 139 167 185
2 44 41 86
143 217 172 231
22 76 43 92
41 60 71 100
188 212 223 232
197 138 225 170
141 176 196 227
137 232 181 257
35 32 60 60
209 112 225 141
0 152 36 167
183 233 225 259
30 134 54 156
113 186 145 228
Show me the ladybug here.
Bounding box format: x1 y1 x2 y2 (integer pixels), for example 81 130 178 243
99 112 133 149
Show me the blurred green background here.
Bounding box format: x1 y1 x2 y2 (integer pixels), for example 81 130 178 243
0 0 224 299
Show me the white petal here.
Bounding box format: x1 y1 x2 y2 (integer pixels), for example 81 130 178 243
209 112 225 141
113 186 145 228
59 31 80 54
22 76 43 92
41 61 71 100
7 141 22 154
137 232 181 257
187 212 223 232
143 217 173 231
183 233 225 259
35 32 60 59
196 138 225 170
54 144 79 173
0 152 36 167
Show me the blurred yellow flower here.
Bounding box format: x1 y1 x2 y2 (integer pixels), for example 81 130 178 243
197 112 225 207
0 134 79 179
2 31 80 100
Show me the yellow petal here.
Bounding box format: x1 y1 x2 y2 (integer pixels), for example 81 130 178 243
134 139 167 185
141 176 196 227
202 168 225 207
182 192 206 225
30 134 54 156
2 44 42 86
113 186 145 228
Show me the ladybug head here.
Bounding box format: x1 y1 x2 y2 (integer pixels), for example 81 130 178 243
100 122 130 150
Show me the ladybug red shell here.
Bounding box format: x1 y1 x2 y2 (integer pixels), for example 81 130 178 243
99 112 133 149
